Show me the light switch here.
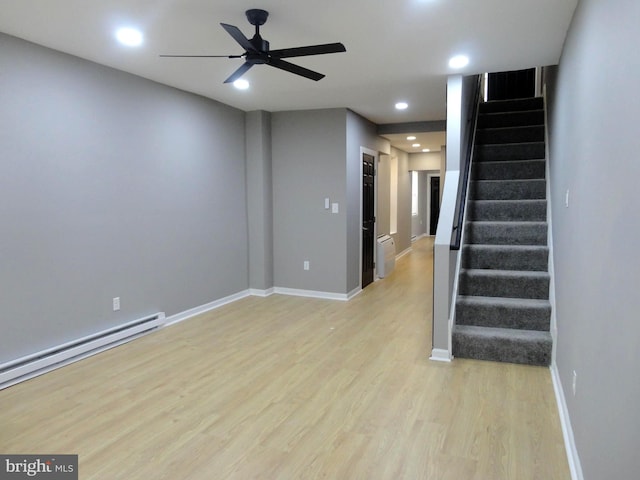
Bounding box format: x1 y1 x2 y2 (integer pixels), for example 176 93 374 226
325 197 330 209
331 203 339 214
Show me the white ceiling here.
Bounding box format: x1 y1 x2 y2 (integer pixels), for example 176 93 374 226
0 0 577 128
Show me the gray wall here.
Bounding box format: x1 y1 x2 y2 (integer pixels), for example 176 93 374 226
271 109 348 293
547 0 640 477
0 34 248 363
346 110 388 291
271 109 388 294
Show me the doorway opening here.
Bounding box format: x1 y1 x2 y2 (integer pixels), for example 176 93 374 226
427 173 441 235
362 152 375 288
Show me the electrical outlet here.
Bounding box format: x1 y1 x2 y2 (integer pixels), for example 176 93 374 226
303 261 310 271
572 370 577 396
113 297 120 311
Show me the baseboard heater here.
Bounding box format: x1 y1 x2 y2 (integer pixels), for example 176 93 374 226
0 312 165 389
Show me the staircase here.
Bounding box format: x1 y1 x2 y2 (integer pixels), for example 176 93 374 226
452 97 552 366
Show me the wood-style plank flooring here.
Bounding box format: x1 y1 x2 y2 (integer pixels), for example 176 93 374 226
0 237 570 479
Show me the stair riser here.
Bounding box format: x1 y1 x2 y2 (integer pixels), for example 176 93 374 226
478 110 544 129
465 223 548 245
473 160 545 180
472 180 546 200
459 272 549 299
452 331 551 366
462 246 548 271
468 200 546 221
475 142 545 162
476 126 544 144
479 97 544 114
456 301 551 331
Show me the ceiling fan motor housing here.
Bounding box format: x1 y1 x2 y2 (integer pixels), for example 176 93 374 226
246 9 269 26
250 37 270 54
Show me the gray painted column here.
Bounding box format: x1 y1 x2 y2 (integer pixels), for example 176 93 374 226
245 111 274 292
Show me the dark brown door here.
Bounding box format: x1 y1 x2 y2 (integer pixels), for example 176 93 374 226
430 176 440 235
362 154 375 288
488 68 536 100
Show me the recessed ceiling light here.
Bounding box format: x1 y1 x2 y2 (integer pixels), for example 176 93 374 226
116 27 143 47
422 148 430 152
233 79 250 90
412 143 421 148
395 102 409 110
407 136 417 141
449 55 469 69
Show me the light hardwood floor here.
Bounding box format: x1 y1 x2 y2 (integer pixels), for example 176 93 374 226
0 237 570 479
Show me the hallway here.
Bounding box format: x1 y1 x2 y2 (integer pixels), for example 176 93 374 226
0 237 569 479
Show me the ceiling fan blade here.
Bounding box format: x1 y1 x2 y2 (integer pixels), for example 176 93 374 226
224 62 254 84
267 57 325 81
269 42 346 59
159 54 243 58
220 23 256 52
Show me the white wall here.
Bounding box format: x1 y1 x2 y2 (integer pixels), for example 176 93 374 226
547 1 640 477
390 147 412 255
0 33 248 363
409 151 442 171
377 154 391 236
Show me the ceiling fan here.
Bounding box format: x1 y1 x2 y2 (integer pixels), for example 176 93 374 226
160 9 346 84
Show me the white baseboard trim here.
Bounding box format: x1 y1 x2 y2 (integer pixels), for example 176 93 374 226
429 348 452 362
411 233 428 243
550 363 584 480
249 288 275 297
396 246 413 260
164 290 251 327
346 287 362 300
273 287 350 301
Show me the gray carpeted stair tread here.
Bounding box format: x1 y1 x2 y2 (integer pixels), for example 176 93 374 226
471 179 546 200
459 268 550 299
477 110 544 129
468 199 547 221
475 141 545 162
479 97 543 114
465 221 548 245
456 295 551 331
476 125 544 144
452 325 552 366
473 159 546 180
462 244 548 271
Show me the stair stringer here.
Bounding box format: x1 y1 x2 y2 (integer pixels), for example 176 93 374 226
543 89 559 365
